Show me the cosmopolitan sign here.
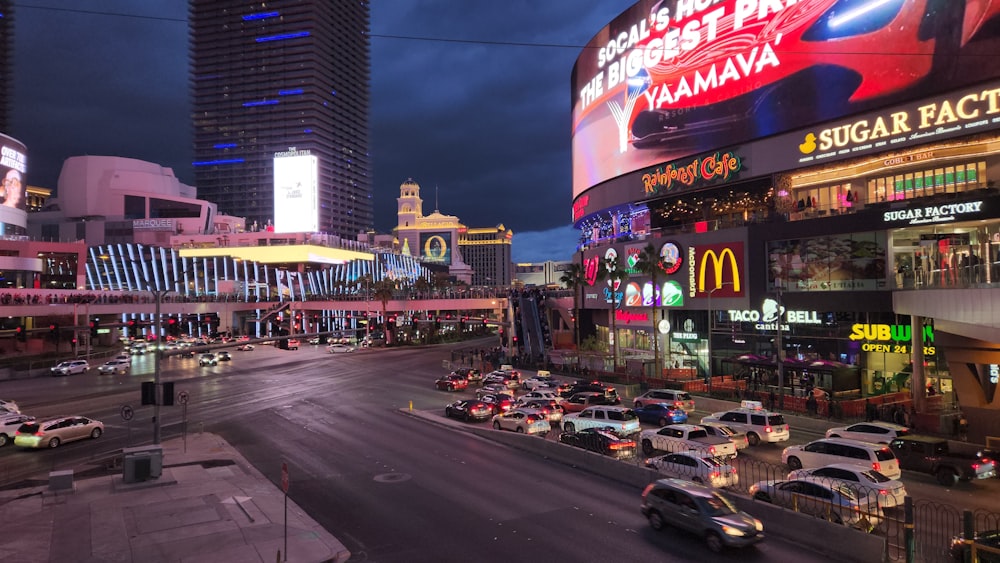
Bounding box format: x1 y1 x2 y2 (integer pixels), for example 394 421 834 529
882 201 985 226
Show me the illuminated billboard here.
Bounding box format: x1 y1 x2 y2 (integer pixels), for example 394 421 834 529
0 133 27 212
572 1 1000 197
419 232 452 265
273 151 318 233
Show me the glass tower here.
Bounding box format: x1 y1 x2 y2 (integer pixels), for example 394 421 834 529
0 0 13 131
190 0 372 237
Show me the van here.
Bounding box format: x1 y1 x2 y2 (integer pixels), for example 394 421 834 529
0 413 34 447
782 437 901 480
633 389 696 412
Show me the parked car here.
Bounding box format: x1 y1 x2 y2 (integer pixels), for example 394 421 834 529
559 427 637 459
97 359 131 375
826 422 910 444
701 401 790 446
889 435 996 485
783 438 901 479
641 478 763 552
787 464 907 509
634 403 688 426
749 478 883 530
50 360 90 376
562 405 640 435
645 452 739 488
198 353 218 367
634 389 696 412
699 422 750 451
492 409 550 435
444 399 493 422
14 416 104 449
435 374 469 392
0 413 34 447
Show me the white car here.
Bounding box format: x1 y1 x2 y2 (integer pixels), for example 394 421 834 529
749 478 883 529
782 438 902 480
237 344 255 351
97 359 131 375
521 375 558 391
825 422 910 445
491 408 550 435
701 401 789 446
13 416 104 449
561 406 640 435
113 354 131 364
519 390 562 404
644 451 739 488
50 360 90 376
327 344 355 353
0 413 34 447
0 399 19 414
634 389 696 412
787 464 907 509
199 353 218 366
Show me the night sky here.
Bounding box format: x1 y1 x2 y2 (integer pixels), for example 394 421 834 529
8 0 636 262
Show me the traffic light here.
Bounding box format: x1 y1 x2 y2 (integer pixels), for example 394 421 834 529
90 320 98 338
48 323 59 341
162 382 175 406
15 325 25 342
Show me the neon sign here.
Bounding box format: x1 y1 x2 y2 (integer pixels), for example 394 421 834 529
642 151 742 195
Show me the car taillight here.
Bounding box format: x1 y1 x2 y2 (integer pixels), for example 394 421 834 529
972 463 979 470
610 441 635 450
708 446 716 454
879 489 888 495
872 462 881 472
674 401 683 407
764 426 772 433
526 417 537 423
710 471 721 480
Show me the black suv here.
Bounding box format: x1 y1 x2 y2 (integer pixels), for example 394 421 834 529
560 381 621 404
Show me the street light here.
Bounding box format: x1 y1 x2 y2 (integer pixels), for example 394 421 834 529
706 281 735 395
151 287 170 444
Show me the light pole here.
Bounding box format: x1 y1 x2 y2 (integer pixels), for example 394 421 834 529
774 287 785 410
706 281 735 395
151 288 170 445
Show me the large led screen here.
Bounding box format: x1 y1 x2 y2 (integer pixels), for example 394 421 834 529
0 133 27 212
572 0 1000 198
768 232 887 292
420 232 452 265
273 154 318 234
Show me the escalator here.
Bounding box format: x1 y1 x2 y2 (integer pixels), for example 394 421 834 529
518 295 547 360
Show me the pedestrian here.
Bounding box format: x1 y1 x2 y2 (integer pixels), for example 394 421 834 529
959 413 969 441
865 398 875 422
806 393 817 416
769 390 777 411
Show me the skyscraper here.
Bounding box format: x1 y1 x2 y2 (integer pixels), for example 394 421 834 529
0 1 13 132
190 0 372 237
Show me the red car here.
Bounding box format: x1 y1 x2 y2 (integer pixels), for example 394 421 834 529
435 374 468 392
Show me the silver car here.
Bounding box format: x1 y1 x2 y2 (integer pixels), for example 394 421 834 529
645 452 740 488
641 478 764 552
787 463 907 509
50 360 90 376
14 416 104 449
749 478 883 530
491 408 550 435
97 359 131 375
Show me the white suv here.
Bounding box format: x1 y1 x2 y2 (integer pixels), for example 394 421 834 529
561 406 640 435
633 389 696 412
50 360 90 376
782 438 902 480
700 401 789 446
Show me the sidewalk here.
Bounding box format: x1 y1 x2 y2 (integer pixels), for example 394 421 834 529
0 433 350 563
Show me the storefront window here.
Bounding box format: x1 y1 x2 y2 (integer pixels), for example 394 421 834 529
768 232 887 292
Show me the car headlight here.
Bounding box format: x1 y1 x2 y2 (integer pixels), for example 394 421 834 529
754 518 764 532
721 525 745 537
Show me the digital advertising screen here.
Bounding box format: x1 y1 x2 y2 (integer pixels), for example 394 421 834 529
572 0 1000 198
0 133 27 212
273 153 318 234
419 232 452 265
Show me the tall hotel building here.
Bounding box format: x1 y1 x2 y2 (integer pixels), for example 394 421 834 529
190 1 372 237
0 0 13 131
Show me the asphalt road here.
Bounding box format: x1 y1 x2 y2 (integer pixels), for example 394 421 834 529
0 340 839 562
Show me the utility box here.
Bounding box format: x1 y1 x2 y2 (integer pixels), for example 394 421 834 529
122 445 164 483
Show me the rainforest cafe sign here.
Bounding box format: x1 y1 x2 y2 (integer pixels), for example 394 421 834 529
642 151 742 195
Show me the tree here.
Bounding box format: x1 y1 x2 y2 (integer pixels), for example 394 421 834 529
633 243 664 380
559 262 585 359
373 279 396 343
603 256 629 375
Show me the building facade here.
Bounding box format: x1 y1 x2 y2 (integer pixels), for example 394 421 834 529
571 1 1000 438
458 225 512 286
190 0 372 238
0 1 12 132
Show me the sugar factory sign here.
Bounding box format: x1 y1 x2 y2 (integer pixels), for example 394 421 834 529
133 218 176 232
882 200 986 226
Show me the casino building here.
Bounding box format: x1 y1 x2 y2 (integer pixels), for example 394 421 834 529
570 1 1000 438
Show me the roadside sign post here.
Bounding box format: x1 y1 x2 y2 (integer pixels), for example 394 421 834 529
282 461 289 562
177 391 189 453
120 404 134 448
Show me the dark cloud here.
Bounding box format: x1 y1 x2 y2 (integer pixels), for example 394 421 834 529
11 1 636 260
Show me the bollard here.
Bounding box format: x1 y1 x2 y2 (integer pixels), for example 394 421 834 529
964 509 974 563
904 496 914 563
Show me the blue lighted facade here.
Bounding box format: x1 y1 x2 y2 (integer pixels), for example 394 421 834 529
191 1 372 238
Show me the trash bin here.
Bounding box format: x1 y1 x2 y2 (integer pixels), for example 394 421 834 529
122 445 163 483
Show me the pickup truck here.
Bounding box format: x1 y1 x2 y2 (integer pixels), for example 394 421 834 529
640 424 738 459
888 435 996 486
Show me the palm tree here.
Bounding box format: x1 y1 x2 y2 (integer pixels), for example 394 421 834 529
413 276 430 299
603 256 629 376
633 243 664 381
373 279 395 342
559 262 585 358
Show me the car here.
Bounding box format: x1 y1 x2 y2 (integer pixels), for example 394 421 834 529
787 464 907 509
641 478 763 552
286 339 300 350
97 359 131 375
634 403 688 426
217 351 231 361
560 380 621 404
634 389 696 412
825 422 910 444
492 408 551 435
475 383 511 398
130 343 148 355
444 399 493 422
483 370 521 390
783 437 901 480
645 452 739 488
237 344 255 351
559 427 637 459
517 399 564 425
748 478 882 530
699 422 750 451
327 344 355 353
0 399 20 414
519 389 562 404
435 374 469 392
562 391 615 413
479 393 516 415
113 354 131 364
50 360 90 376
0 413 34 447
701 401 790 446
561 405 641 435
198 353 218 366
452 367 482 384
951 529 1000 563
307 337 321 345
522 373 558 391
14 416 104 449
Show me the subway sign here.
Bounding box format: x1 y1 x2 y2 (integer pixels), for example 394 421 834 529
849 323 936 355
687 242 744 299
